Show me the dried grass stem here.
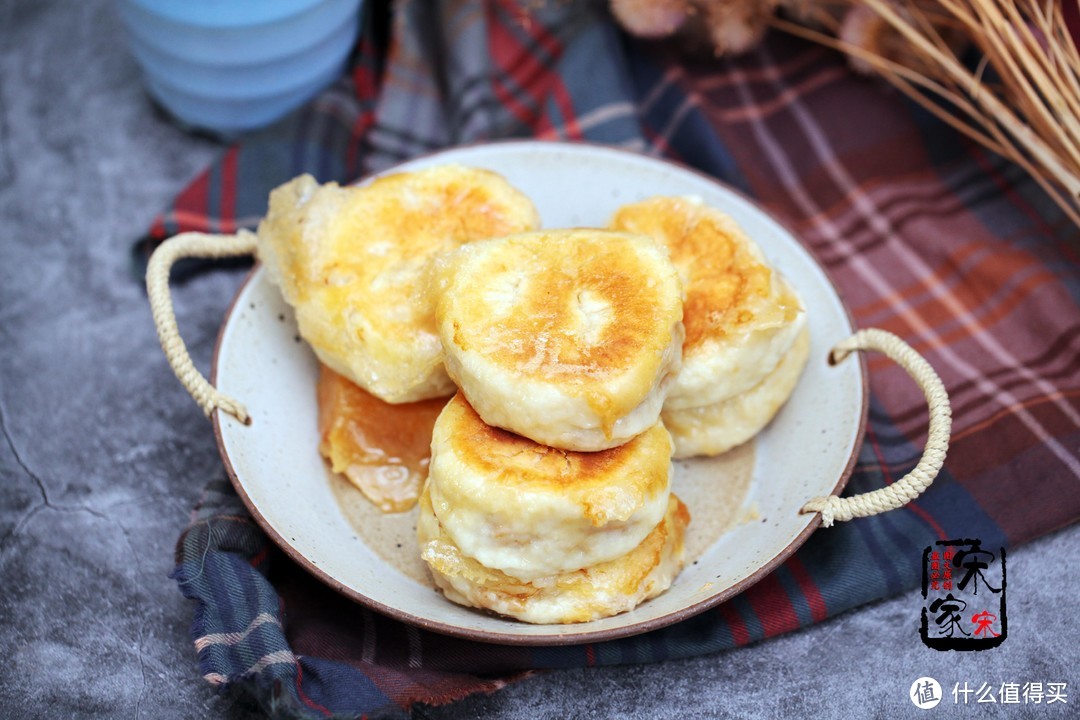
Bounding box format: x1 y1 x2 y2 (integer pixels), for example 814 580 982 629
773 0 1080 226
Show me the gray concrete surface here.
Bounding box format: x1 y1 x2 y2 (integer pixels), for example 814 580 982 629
1 1 1077 718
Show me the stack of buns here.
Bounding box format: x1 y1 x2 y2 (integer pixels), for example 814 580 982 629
255 166 807 624
418 395 689 624
422 229 689 623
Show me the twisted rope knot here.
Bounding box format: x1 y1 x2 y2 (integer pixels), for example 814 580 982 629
802 328 951 527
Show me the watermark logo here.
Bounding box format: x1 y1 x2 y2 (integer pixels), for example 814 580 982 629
909 679 1069 708
910 677 943 709
920 538 1006 650
952 681 1068 705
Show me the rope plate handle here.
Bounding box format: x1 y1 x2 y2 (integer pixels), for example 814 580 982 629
146 230 258 425
801 328 952 527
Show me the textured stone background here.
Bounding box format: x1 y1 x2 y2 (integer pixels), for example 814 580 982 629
1 1 1077 718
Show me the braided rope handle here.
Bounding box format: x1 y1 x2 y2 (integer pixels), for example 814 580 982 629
801 328 952 527
146 230 259 425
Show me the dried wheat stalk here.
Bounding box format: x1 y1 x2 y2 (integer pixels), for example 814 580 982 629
772 0 1080 227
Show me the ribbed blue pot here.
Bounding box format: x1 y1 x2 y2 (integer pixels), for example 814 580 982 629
118 0 362 134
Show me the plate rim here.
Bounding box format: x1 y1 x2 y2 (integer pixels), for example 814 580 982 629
210 139 870 646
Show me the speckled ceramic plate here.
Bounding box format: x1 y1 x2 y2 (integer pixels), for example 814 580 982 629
210 141 868 645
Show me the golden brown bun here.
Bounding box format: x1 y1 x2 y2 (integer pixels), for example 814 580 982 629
434 229 685 450
609 196 805 411
257 167 540 403
427 393 674 579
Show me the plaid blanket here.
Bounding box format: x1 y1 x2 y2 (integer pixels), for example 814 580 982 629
154 0 1080 716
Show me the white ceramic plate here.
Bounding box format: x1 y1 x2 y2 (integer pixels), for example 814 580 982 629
211 141 867 645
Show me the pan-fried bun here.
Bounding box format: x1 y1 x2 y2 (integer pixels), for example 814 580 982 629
434 229 685 450
418 489 690 624
257 167 539 404
426 393 674 580
663 325 810 458
609 196 805 411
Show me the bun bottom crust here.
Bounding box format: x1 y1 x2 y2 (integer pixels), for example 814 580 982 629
418 490 689 625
